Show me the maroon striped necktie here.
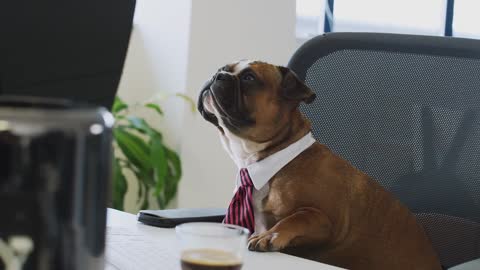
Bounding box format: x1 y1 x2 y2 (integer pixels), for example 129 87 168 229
224 168 255 234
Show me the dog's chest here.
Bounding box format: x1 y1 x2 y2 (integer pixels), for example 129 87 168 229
251 184 272 233
251 183 286 233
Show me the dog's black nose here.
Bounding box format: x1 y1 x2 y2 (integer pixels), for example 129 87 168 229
215 72 232 81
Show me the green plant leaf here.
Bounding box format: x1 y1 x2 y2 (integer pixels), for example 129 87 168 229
113 96 128 115
163 147 182 205
175 93 196 112
126 116 149 134
164 169 177 205
119 159 153 208
141 182 149 209
165 146 182 181
157 196 166 209
137 177 144 204
112 95 186 210
151 134 168 198
113 128 151 171
145 103 164 116
122 159 150 184
115 115 126 121
112 158 128 211
126 116 164 140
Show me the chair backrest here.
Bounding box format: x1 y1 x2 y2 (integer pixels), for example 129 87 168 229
288 32 480 268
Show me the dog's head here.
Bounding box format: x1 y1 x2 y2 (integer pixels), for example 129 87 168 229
198 60 316 143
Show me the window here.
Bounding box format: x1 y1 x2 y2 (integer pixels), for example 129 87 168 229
453 0 480 39
296 0 326 40
335 0 446 35
296 0 480 42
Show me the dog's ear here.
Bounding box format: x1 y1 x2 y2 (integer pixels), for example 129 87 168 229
278 66 316 104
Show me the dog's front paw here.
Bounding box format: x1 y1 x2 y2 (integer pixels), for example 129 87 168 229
247 231 291 252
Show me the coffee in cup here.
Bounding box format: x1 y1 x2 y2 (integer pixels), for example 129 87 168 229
176 223 249 270
180 249 242 270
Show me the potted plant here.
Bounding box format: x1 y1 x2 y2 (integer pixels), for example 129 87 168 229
111 95 194 211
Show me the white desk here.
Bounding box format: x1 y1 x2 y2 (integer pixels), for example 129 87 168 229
105 208 343 270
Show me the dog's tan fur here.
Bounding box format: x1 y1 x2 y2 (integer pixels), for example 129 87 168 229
199 60 442 270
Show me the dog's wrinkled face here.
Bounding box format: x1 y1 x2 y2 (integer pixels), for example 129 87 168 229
198 60 316 143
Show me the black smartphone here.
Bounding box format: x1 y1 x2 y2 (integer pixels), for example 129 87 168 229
137 208 226 228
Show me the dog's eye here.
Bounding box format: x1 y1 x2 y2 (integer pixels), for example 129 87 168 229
241 73 256 81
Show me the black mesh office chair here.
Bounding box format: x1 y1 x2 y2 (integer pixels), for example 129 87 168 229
288 32 480 269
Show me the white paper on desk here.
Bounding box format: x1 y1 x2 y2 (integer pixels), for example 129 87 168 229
107 227 141 236
105 226 344 270
105 226 181 270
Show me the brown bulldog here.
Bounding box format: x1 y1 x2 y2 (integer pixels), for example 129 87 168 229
198 60 442 270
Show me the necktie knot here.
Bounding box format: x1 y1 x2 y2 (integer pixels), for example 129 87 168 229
239 168 254 187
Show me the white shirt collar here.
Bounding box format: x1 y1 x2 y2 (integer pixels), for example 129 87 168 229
237 132 316 190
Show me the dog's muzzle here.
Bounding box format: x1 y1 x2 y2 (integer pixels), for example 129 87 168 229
198 72 255 131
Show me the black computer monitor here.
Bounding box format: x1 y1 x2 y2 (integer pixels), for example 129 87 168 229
0 0 136 109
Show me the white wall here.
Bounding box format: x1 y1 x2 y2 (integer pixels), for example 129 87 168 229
117 0 297 212
178 0 297 208
116 0 192 213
